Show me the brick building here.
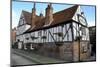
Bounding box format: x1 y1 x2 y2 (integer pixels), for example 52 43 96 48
11 27 16 48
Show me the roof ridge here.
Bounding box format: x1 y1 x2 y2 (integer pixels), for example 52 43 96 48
22 10 31 14
53 5 79 15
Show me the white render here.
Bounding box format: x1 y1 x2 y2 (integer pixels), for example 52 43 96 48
18 42 22 49
20 23 73 44
72 6 82 22
72 22 89 41
16 24 31 35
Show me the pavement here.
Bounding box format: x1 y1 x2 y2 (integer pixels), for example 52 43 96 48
11 49 66 66
82 55 96 62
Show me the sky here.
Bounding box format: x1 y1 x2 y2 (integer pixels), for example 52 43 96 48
12 1 96 28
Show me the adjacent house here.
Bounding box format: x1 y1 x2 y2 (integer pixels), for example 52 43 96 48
11 27 16 48
89 26 96 56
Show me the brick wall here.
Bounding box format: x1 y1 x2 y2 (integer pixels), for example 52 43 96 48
21 41 90 62
36 42 73 61
73 41 91 61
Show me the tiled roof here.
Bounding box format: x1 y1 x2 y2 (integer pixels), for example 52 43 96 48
22 10 32 25
51 5 78 25
23 5 78 33
27 17 45 32
22 10 42 25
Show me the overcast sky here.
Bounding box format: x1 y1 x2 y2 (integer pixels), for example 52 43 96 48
12 1 96 28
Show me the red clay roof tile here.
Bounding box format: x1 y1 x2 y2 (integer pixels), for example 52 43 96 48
23 5 78 33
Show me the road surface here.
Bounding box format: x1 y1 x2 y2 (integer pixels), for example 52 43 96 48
11 53 37 66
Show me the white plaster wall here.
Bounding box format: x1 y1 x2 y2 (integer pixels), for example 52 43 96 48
23 33 32 43
81 28 90 41
63 24 72 41
73 22 90 41
16 24 31 35
72 6 82 22
16 35 24 42
20 23 73 44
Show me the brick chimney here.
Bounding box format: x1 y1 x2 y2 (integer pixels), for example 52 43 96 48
45 3 53 25
31 3 36 27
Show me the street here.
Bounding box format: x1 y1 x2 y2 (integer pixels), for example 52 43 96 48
11 49 66 66
11 53 37 66
11 48 96 67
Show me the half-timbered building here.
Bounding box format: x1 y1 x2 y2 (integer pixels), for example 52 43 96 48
15 3 91 61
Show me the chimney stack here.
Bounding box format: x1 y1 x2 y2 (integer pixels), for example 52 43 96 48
31 3 36 27
45 3 53 25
